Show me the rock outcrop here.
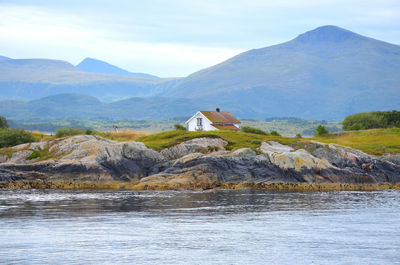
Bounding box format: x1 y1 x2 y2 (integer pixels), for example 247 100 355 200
0 135 399 189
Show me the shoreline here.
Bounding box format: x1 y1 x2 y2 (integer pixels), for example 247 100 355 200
1 180 399 192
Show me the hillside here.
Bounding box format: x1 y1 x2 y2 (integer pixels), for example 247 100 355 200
161 26 400 120
313 128 400 155
76 57 158 78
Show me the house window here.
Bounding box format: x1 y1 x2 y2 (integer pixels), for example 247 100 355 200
197 118 202 126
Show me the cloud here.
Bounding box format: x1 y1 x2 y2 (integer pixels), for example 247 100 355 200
0 4 243 77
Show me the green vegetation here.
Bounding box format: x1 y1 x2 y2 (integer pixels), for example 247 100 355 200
174 124 186 130
315 125 329 136
241 126 268 135
0 147 14 158
27 147 54 161
0 129 35 148
137 130 305 152
313 128 400 155
55 128 86 138
0 116 8 129
342 111 400 130
270 130 281 136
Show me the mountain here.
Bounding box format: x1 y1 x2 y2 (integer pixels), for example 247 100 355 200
1 25 399 120
161 25 400 119
0 57 174 101
76 57 158 78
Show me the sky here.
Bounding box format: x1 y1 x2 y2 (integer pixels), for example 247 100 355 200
0 0 399 77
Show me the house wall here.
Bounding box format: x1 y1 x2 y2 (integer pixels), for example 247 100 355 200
186 112 216 131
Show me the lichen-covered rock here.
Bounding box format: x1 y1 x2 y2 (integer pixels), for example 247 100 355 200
260 141 294 153
96 141 164 180
160 137 227 160
260 141 333 172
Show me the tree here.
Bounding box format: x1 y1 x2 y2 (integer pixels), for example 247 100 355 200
315 125 329 136
0 116 8 129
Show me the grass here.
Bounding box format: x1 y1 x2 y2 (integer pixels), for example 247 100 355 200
32 131 54 142
27 147 54 161
136 129 306 152
0 147 14 158
312 128 400 155
99 129 150 141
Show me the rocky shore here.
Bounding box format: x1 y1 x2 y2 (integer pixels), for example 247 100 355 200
1 135 399 191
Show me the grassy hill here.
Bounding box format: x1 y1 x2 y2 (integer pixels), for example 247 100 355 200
313 128 400 155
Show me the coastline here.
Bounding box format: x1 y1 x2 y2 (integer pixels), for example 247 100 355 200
1 180 399 192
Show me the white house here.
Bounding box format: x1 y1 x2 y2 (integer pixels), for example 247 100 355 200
185 108 241 131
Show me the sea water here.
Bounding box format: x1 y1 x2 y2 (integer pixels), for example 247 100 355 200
0 189 399 264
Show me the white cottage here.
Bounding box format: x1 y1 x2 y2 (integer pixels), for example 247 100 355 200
185 108 241 131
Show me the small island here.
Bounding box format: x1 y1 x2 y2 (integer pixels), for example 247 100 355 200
1 112 399 191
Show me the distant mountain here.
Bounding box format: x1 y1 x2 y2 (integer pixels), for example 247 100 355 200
77 57 158 78
161 25 400 119
0 57 174 101
0 56 11 60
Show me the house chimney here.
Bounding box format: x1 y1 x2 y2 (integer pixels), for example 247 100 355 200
216 108 220 112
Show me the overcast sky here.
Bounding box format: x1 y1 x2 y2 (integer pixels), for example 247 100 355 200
0 0 399 77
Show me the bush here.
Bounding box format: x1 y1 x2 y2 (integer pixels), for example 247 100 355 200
270 130 281 136
0 116 8 129
0 129 35 148
296 133 302 138
241 126 267 135
315 125 329 136
342 110 400 130
174 123 186 130
251 139 262 145
85 128 96 135
55 128 85 138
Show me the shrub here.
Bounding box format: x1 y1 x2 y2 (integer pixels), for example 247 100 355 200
174 123 186 130
85 128 96 135
251 139 262 145
0 129 35 148
270 130 281 136
296 133 302 138
315 125 329 136
55 128 85 138
0 116 8 129
241 126 267 135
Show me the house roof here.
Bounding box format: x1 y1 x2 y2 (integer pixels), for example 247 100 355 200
200 111 240 124
212 124 240 130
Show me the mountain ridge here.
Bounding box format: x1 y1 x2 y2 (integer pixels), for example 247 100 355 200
76 57 158 78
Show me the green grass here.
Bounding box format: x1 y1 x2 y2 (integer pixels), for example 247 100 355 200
136 130 306 152
312 128 400 155
27 147 54 161
0 147 14 158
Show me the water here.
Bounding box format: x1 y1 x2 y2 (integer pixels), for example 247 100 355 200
0 189 399 265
